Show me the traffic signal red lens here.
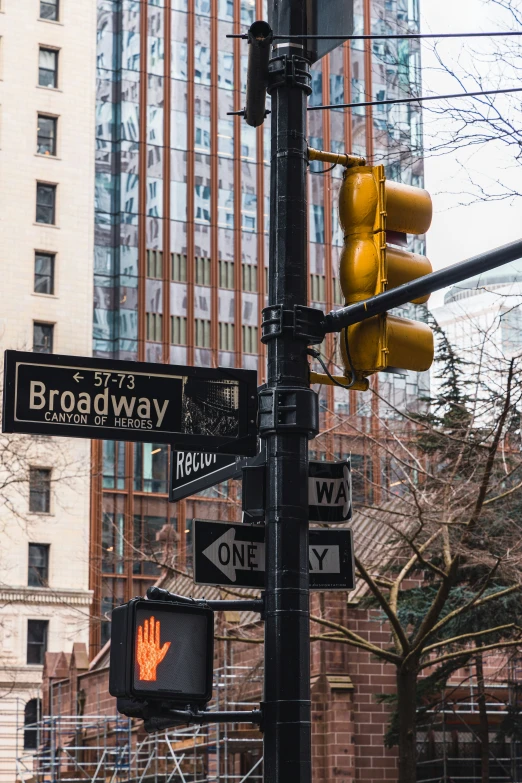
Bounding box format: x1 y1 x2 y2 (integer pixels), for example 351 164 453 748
131 603 213 700
136 616 171 682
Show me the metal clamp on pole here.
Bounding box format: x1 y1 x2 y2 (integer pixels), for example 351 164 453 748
147 586 264 615
258 387 319 439
261 304 325 344
267 53 312 95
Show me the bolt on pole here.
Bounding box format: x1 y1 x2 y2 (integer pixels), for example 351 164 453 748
259 2 317 782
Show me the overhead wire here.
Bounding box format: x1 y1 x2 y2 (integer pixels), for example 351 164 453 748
308 86 522 111
227 31 522 40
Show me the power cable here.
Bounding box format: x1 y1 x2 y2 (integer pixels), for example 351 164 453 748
307 339 358 390
308 85 522 111
228 31 522 41
309 162 337 175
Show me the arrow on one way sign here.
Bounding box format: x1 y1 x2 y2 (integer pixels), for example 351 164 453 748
202 527 266 582
193 521 355 590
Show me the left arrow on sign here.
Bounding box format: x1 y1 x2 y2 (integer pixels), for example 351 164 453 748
73 372 84 382
202 527 265 583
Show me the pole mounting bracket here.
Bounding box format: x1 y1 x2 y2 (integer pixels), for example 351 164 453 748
258 387 319 438
267 54 312 94
261 304 325 344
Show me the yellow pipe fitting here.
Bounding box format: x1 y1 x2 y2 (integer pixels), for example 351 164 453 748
307 147 366 168
309 371 369 392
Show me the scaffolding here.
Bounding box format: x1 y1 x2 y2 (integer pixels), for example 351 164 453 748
416 659 522 783
16 666 263 783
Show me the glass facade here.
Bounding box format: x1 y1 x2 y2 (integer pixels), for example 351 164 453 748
90 0 429 652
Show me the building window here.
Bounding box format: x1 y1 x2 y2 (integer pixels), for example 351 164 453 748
219 259 234 289
242 325 258 354
134 444 168 493
195 256 211 286
242 264 257 292
37 115 57 156
28 544 50 587
29 468 51 512
33 322 54 353
219 322 235 351
146 312 162 342
38 47 58 88
333 277 344 306
34 252 55 294
27 620 48 665
146 249 162 279
310 274 325 302
171 315 187 345
40 0 59 20
171 252 187 282
23 699 42 750
195 318 211 348
36 182 56 224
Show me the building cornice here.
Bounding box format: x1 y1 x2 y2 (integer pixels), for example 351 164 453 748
0 586 93 606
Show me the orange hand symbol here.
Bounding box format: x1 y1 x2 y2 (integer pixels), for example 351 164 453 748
136 615 171 682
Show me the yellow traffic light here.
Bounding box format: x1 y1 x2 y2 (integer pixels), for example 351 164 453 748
337 163 434 381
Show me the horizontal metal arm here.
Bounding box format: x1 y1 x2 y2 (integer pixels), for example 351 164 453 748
147 586 264 614
323 238 522 333
143 707 262 733
168 708 262 724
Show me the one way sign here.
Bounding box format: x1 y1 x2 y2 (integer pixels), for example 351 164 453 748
193 520 355 591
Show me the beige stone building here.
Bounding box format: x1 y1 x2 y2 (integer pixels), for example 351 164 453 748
0 1 95 779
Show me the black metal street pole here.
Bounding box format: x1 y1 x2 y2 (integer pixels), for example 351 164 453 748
259 3 317 783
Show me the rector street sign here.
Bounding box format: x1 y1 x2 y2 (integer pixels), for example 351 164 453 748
2 351 258 456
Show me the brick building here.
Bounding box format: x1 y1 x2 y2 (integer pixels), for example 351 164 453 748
29 500 522 783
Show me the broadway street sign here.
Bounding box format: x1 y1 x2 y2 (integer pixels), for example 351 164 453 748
2 351 258 456
193 520 355 591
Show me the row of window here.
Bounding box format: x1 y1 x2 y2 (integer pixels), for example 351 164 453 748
147 250 266 292
146 314 258 351
148 252 344 304
310 274 344 305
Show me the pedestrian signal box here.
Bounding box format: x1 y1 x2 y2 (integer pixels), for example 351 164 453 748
109 598 214 706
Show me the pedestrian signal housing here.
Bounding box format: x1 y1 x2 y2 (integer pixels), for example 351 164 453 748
337 163 434 382
109 598 214 706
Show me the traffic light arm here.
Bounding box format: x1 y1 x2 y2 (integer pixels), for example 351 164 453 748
308 146 365 168
147 586 264 615
323 238 522 333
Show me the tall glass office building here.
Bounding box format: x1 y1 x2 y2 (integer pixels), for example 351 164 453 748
90 0 428 652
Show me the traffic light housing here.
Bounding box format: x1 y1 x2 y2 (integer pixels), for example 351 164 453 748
337 163 434 382
109 598 214 707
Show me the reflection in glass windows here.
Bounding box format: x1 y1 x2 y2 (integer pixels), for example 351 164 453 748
33 323 54 354
27 621 48 665
133 496 171 576
40 0 59 20
134 444 168 493
29 468 51 512
37 115 57 156
34 252 55 294
100 578 125 647
38 48 58 88
102 495 125 574
103 441 126 490
28 544 50 587
36 183 56 224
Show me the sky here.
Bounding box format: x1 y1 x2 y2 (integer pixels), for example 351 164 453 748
419 0 521 306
